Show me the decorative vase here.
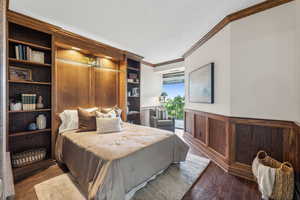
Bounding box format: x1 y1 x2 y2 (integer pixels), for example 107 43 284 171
36 114 47 130
36 96 44 109
28 123 37 131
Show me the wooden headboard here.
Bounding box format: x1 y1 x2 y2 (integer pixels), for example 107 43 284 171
51 46 126 157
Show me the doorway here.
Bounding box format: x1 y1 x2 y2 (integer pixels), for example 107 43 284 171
162 71 184 129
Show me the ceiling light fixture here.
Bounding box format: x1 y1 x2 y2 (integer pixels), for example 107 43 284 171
105 56 113 59
71 47 81 51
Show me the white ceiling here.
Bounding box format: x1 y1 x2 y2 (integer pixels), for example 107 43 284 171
10 0 264 63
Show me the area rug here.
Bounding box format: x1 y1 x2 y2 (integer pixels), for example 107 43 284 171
34 154 210 200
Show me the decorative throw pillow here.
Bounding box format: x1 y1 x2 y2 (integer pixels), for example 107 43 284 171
100 107 122 117
101 107 113 114
85 107 99 112
77 108 97 132
59 107 99 133
59 110 78 133
96 110 117 118
156 108 168 120
113 106 122 117
163 109 168 119
96 117 122 134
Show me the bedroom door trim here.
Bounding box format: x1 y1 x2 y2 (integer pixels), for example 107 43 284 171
0 0 7 199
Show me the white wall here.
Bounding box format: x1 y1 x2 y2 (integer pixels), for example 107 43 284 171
154 61 184 73
230 2 298 121
185 25 231 116
140 64 162 107
185 2 300 123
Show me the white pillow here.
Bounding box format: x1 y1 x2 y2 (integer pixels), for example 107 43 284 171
59 110 78 134
59 107 98 134
96 110 116 118
96 117 122 134
85 107 98 112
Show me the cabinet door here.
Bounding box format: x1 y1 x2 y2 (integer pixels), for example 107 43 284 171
94 59 118 108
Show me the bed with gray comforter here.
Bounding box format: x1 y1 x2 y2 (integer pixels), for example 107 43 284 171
56 123 189 200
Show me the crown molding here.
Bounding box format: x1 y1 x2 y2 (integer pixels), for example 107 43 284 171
124 50 144 61
142 58 184 67
155 58 184 67
141 60 155 67
183 0 294 58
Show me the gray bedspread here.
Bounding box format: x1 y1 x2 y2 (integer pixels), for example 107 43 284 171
56 123 189 200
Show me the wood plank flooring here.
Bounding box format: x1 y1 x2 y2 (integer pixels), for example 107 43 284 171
14 130 261 200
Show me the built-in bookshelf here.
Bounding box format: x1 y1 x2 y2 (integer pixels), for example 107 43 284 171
126 58 141 124
7 22 53 181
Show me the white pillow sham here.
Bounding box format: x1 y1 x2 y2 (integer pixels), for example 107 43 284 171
96 110 116 118
96 117 122 134
59 107 98 134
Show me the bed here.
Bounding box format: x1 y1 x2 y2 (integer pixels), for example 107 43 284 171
55 122 189 200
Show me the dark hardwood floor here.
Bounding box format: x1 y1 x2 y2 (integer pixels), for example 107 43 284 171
14 130 261 200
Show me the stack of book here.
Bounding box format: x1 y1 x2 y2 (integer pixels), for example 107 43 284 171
21 94 37 110
15 45 45 63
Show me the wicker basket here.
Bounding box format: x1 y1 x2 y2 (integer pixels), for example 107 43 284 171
253 151 294 200
11 148 47 168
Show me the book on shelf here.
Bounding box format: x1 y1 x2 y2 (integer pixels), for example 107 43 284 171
15 46 19 60
14 44 45 63
31 50 45 63
21 94 37 111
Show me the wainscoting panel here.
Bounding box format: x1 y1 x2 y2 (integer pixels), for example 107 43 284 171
184 109 300 181
184 112 194 136
194 114 206 144
235 124 284 165
208 118 227 157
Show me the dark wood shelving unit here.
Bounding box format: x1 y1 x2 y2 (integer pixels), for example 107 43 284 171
9 80 51 85
126 58 141 124
127 82 140 85
13 159 55 182
8 38 52 51
127 66 140 71
9 108 51 113
7 22 53 181
9 128 51 137
127 112 140 115
9 58 51 67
